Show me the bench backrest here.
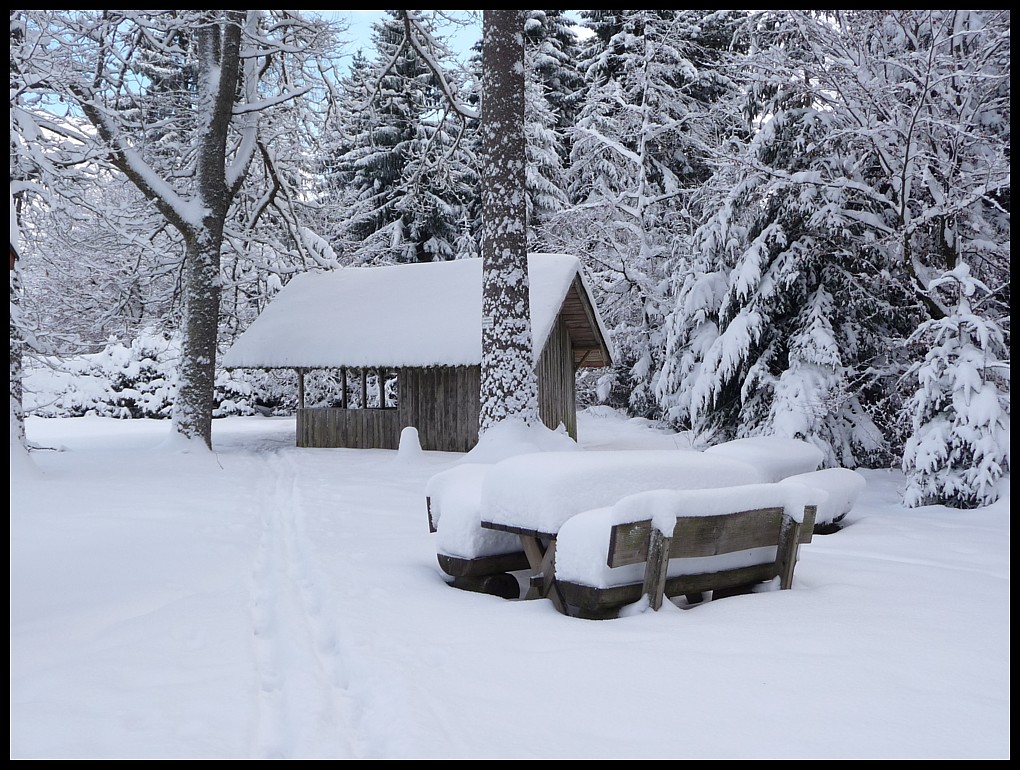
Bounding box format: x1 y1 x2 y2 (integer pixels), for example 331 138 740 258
605 505 816 610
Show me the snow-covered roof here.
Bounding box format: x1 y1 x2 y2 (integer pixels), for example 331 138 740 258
222 253 613 370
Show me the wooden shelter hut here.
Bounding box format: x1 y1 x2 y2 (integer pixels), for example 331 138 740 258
222 253 613 452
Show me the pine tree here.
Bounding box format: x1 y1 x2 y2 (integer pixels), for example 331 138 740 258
558 10 747 418
902 264 1010 508
656 10 1010 477
524 11 586 161
320 48 376 262
524 11 570 251
337 11 476 264
656 88 900 462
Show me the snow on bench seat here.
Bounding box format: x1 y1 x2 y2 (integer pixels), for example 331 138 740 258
703 437 824 483
779 468 867 530
480 449 764 538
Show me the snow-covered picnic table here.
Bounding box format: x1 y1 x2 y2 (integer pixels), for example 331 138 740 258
426 436 865 616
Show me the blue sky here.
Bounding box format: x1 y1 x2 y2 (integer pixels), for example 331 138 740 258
320 10 482 68
320 10 592 72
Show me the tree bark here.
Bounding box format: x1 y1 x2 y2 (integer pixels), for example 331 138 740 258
9 265 26 449
170 12 243 448
478 9 539 432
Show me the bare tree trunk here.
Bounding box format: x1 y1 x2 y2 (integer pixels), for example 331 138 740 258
170 12 243 448
172 232 223 447
478 9 539 432
9 264 26 449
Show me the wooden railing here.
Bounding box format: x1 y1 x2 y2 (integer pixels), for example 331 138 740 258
296 407 401 449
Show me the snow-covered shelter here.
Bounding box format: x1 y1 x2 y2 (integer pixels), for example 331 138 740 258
222 254 613 452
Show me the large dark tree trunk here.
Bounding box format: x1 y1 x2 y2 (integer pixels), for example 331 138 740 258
478 9 539 432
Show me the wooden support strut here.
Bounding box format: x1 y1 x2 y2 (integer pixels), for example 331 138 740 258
573 348 594 373
519 534 567 614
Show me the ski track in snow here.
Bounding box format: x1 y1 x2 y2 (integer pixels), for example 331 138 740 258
243 446 469 758
248 449 361 759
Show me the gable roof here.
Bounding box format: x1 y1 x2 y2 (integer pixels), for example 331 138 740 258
222 253 613 371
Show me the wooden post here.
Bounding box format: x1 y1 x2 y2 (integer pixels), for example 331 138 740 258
378 368 385 408
340 367 348 408
296 369 305 409
360 368 368 408
642 528 672 611
776 515 800 590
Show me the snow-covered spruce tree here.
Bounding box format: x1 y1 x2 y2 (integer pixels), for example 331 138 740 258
523 11 570 252
478 9 540 431
902 265 1010 508
16 11 343 448
523 10 586 164
655 79 897 464
657 10 1010 469
555 10 748 419
335 11 477 265
317 48 375 263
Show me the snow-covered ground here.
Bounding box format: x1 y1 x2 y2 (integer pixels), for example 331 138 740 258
10 408 1010 759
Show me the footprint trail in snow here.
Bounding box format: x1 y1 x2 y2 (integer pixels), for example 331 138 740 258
248 450 360 759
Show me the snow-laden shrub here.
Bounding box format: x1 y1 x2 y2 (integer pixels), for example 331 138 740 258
215 367 297 417
102 332 177 418
23 330 297 419
25 330 178 418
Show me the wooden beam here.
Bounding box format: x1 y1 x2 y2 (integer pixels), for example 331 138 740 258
571 276 611 368
574 348 594 372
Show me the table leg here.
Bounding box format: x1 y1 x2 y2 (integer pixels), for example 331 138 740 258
519 534 567 614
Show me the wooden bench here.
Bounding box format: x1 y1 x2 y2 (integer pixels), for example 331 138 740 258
555 497 817 620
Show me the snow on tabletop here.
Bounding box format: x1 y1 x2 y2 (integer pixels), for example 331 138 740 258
555 482 828 589
222 253 594 370
779 467 867 525
480 449 765 536
703 436 825 482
